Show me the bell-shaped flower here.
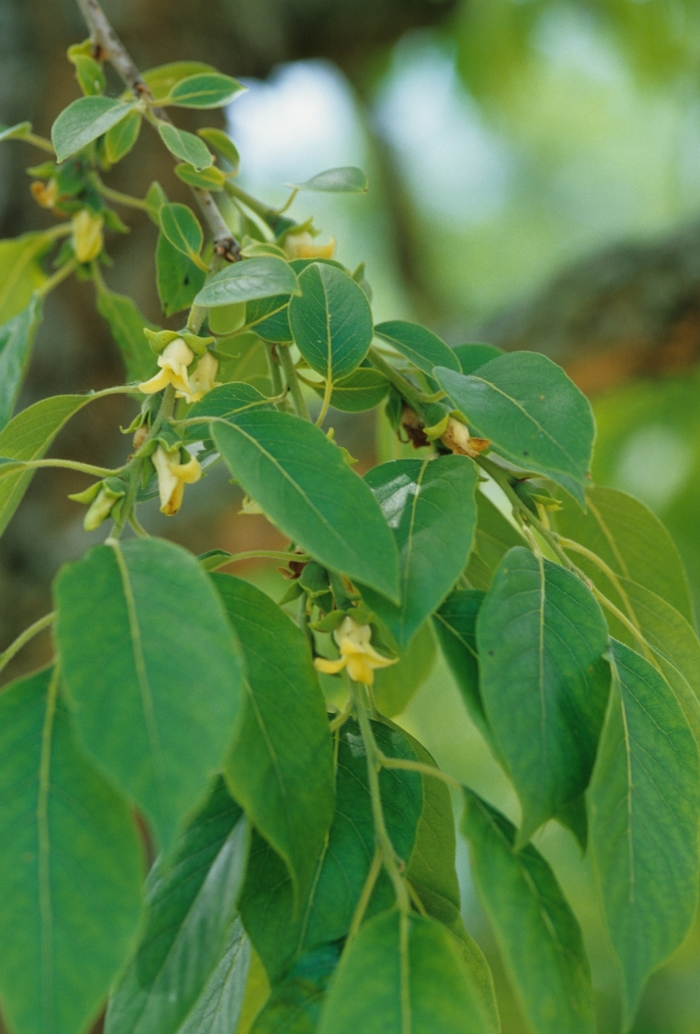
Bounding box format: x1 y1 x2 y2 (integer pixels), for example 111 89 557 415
138 338 194 396
72 209 104 263
440 417 490 459
152 445 202 516
283 231 336 260
314 615 397 687
176 350 220 404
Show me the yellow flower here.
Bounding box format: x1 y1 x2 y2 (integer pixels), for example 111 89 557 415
30 178 58 209
152 445 202 516
440 417 490 459
283 231 336 260
72 209 104 263
138 338 194 395
176 350 220 404
314 616 397 687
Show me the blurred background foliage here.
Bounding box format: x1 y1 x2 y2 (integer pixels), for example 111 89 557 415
3 1 700 1032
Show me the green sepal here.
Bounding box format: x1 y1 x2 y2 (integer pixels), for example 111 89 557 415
66 39 93 59
26 160 56 178
179 331 214 356
310 610 348 633
68 481 102 504
143 328 182 354
278 580 305 606
424 413 450 441
102 208 129 233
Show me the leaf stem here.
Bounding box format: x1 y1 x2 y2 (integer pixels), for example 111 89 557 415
368 347 426 416
346 846 383 944
555 535 642 633
278 346 310 420
94 179 149 212
0 458 123 480
36 260 78 299
315 377 333 427
24 132 55 154
377 753 462 790
0 611 56 677
224 181 292 235
204 550 312 571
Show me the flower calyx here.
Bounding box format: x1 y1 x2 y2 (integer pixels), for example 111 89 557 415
69 477 127 531
283 230 336 260
314 614 397 687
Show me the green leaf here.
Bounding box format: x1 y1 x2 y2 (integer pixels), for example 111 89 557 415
106 778 248 1034
311 367 389 413
52 96 140 161
213 575 334 902
477 547 610 842
589 639 700 1029
197 128 240 169
0 120 32 143
105 108 142 164
453 342 503 374
156 233 206 316
245 294 293 342
158 122 213 171
71 53 106 95
250 945 339 1034
212 410 400 601
185 382 272 442
555 484 693 625
0 232 49 323
54 537 245 850
317 911 498 1034
142 61 217 101
0 669 143 1034
289 263 373 381
195 257 299 308
362 455 478 648
175 918 250 1034
288 166 368 193
433 589 489 741
375 320 460 376
166 72 246 108
436 352 595 503
160 202 204 262
175 162 226 190
466 491 524 590
145 180 168 224
239 719 423 983
0 294 42 428
373 621 436 717
462 789 595 1034
95 285 158 382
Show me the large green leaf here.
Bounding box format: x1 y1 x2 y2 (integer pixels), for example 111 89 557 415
466 491 524 590
239 719 423 983
453 343 502 374
96 285 158 382
477 547 610 842
310 367 389 413
433 589 489 741
0 233 48 322
0 669 143 1034
436 352 595 503
185 382 272 443
195 257 299 309
52 95 140 161
289 262 373 383
106 778 248 1034
212 410 400 601
245 294 293 342
373 621 436 717
0 294 42 428
289 166 368 193
375 320 460 376
250 945 340 1034
462 789 595 1034
166 72 246 108
156 233 206 317
158 123 213 170
589 639 700 1029
160 203 204 264
175 918 250 1034
54 537 245 850
555 484 693 625
213 575 334 902
362 455 478 648
317 910 497 1034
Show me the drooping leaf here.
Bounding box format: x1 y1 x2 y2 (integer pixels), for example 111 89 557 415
142 61 217 101
106 778 248 1034
433 589 489 741
361 456 478 647
317 911 498 1034
175 162 226 190
0 669 143 1034
436 352 595 503
477 546 610 842
195 257 299 309
212 410 400 601
212 575 334 903
555 484 693 625
311 367 389 412
589 639 700 1029
159 202 204 263
373 621 436 717
52 96 140 161
0 294 42 428
375 319 460 377
54 537 245 850
156 233 206 317
104 109 142 163
250 945 340 1034
289 262 373 383
0 232 49 322
462 789 595 1034
175 918 250 1034
158 123 213 171
288 166 368 193
95 285 158 382
453 342 503 374
166 72 246 108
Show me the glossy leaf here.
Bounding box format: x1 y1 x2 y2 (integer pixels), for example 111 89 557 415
245 294 293 342
556 484 693 625
212 410 400 601
176 918 250 1034
175 162 226 190
95 286 158 382
477 547 610 842
158 122 213 171
142 61 217 101
105 108 141 163
52 95 140 161
375 319 460 376
167 72 246 108
0 232 49 323
466 491 524 590
185 382 272 442
362 455 478 648
106 778 248 1034
462 789 595 1034
311 367 389 412
195 257 299 308
453 342 503 374
156 233 206 316
436 352 595 503
250 945 340 1034
433 589 489 741
288 166 368 193
0 294 42 428
213 575 334 902
0 669 143 1034
318 911 498 1034
54 537 245 850
373 621 436 717
589 639 700 1028
160 202 204 262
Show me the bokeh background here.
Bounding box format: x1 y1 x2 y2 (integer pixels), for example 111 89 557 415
3 1 700 1031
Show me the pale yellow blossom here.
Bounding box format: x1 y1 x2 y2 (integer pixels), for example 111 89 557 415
152 445 202 516
72 209 104 263
440 417 490 459
138 338 194 395
283 231 336 260
176 351 220 404
314 616 397 687
31 179 58 209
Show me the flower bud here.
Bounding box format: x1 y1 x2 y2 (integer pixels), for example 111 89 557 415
31 179 58 209
72 209 104 263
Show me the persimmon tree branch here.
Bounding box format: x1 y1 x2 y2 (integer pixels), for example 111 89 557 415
75 0 241 261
